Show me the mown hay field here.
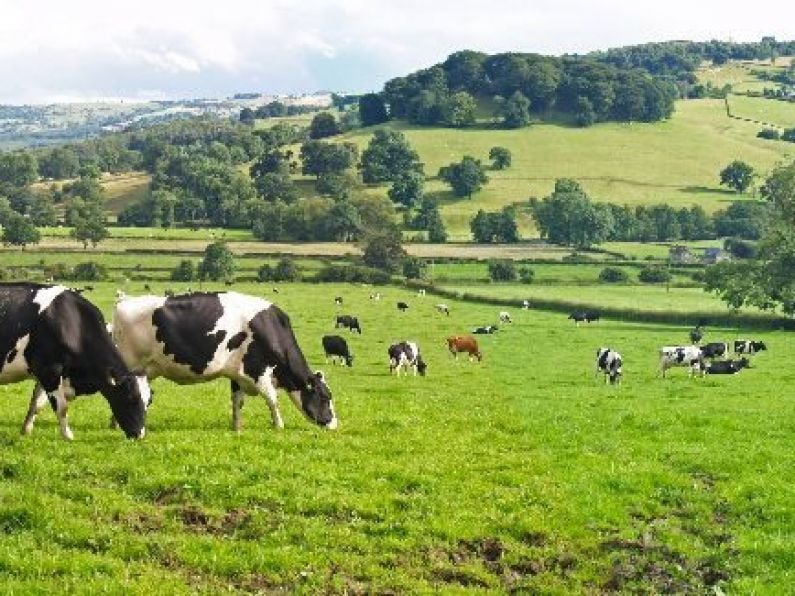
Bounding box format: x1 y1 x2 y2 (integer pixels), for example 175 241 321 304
1 281 793 593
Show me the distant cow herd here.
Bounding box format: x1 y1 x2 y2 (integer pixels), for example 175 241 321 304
0 282 770 440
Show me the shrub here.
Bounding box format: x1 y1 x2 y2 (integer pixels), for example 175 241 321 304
71 262 108 281
43 262 71 280
638 266 671 284
518 266 535 284
598 266 629 283
170 260 196 282
402 257 426 280
690 270 706 283
782 128 795 143
724 237 758 259
257 264 275 282
757 128 781 140
314 265 390 285
274 258 300 282
487 260 517 282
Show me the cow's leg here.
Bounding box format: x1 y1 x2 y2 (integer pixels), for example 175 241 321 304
21 382 49 435
231 380 245 431
48 382 73 441
256 368 284 429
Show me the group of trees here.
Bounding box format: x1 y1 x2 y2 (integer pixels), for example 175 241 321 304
531 178 770 248
378 50 676 129
470 208 519 243
705 161 795 315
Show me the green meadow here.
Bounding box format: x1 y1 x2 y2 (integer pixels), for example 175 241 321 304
0 281 793 593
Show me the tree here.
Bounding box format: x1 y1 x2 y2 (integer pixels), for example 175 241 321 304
441 91 477 127
1 212 40 249
427 208 448 243
198 241 235 281
439 156 488 198
358 93 389 126
720 160 756 193
705 163 795 315
300 141 358 178
68 197 108 249
316 172 356 201
388 171 424 208
470 208 519 243
171 260 196 281
29 194 58 226
599 267 629 283
489 147 512 170
239 107 256 125
309 112 341 139
0 151 38 187
361 230 406 273
360 130 423 184
497 91 531 128
402 257 426 280
255 171 297 202
530 178 613 248
574 96 596 127
39 146 80 179
487 260 517 281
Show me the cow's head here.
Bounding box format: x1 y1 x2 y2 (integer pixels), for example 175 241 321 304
417 358 428 376
105 370 150 439
344 354 354 367
756 341 767 352
299 371 337 430
609 364 623 384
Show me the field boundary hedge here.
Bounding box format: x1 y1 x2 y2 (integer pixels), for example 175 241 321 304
403 280 795 330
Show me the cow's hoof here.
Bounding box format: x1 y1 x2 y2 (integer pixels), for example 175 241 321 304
61 430 75 441
20 424 33 436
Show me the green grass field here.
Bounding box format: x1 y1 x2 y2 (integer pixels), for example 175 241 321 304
0 281 793 592
728 94 795 129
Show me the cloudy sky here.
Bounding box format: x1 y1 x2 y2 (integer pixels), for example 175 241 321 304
1 0 793 104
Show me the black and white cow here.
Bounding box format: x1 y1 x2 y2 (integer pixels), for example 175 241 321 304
397 301 409 312
334 296 343 306
473 325 498 335
369 292 381 301
335 315 362 334
388 341 427 376
700 342 729 359
112 292 337 432
568 311 599 326
706 358 750 375
734 340 767 356
689 325 704 344
659 345 705 377
0 283 150 440
596 347 623 384
435 304 450 316
499 311 512 324
322 335 353 367
522 300 530 310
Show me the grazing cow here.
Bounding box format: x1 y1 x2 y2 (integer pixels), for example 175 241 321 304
472 325 498 335
659 346 705 377
522 300 530 310
334 296 343 306
322 335 353 367
447 335 483 361
435 304 450 316
272 287 280 294
700 342 729 360
1 283 150 441
397 301 409 312
499 311 512 323
706 358 750 375
568 311 600 326
112 292 337 431
417 289 426 297
335 315 362 334
689 325 704 344
596 347 623 385
734 340 767 356
369 292 381 301
388 341 426 376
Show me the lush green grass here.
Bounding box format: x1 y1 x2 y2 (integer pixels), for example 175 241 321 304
339 98 791 239
1 281 793 592
440 282 769 317
599 240 724 260
38 226 255 241
728 94 795 129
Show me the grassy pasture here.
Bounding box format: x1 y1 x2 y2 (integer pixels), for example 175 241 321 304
728 94 795 129
0 280 793 592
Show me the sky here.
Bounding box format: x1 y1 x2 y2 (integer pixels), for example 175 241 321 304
0 0 793 104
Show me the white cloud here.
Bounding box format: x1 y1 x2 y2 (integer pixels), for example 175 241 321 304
0 0 793 102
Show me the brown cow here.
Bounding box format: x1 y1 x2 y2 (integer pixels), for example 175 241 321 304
447 335 483 361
